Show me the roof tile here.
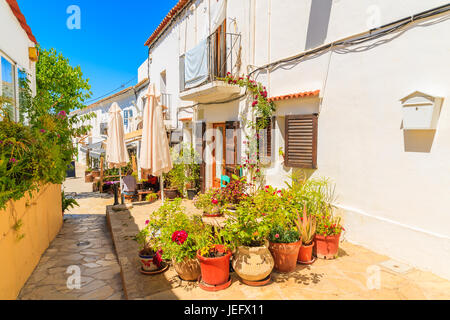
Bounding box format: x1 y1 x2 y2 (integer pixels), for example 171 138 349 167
6 0 37 44
268 90 320 102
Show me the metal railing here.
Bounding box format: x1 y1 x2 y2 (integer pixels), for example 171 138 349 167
180 31 241 92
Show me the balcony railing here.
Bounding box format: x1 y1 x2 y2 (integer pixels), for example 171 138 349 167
180 30 241 92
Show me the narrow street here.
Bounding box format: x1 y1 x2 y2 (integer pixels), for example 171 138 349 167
18 164 125 300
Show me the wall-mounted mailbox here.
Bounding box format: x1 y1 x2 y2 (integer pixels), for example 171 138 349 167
400 91 444 130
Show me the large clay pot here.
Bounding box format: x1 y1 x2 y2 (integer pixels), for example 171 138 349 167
269 241 302 273
298 242 314 263
232 243 274 282
314 233 341 259
173 257 201 281
139 250 158 272
197 245 231 286
164 188 180 199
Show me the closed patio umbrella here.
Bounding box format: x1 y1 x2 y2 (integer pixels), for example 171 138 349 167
106 102 130 204
139 83 172 202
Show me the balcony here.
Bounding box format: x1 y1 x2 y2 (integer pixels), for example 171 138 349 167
179 30 241 103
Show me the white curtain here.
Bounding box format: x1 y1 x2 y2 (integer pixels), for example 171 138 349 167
185 38 208 89
210 0 227 33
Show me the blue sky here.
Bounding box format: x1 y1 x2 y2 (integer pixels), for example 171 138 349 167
17 0 178 105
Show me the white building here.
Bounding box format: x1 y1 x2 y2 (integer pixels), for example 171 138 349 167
143 0 450 279
71 78 149 173
0 0 37 121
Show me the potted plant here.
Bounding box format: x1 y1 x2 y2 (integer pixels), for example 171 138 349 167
163 163 185 199
224 198 274 286
135 224 164 273
151 199 207 281
183 144 200 200
268 224 302 273
295 204 316 264
145 192 158 203
61 191 79 216
193 189 226 217
197 227 232 291
315 214 344 259
219 175 249 210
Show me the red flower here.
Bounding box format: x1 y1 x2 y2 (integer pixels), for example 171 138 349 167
275 234 280 239
252 101 258 107
211 198 218 205
172 230 188 245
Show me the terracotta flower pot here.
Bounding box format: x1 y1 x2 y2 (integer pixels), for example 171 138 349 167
197 245 231 286
232 243 274 282
91 170 100 178
269 241 302 273
298 242 314 263
139 251 159 272
164 188 180 199
314 233 341 259
173 257 201 281
85 174 94 183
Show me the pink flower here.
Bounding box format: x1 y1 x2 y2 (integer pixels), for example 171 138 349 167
252 101 258 107
40 129 46 133
145 220 149 225
211 198 218 205
275 234 280 239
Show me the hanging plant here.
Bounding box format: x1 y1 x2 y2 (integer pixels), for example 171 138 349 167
218 74 276 192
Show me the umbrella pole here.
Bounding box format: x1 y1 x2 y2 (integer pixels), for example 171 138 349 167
119 167 124 205
160 174 164 203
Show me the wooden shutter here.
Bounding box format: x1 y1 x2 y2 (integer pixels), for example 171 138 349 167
285 114 318 169
225 121 241 177
194 121 206 192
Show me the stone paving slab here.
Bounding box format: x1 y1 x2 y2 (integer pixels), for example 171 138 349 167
18 215 125 300
107 200 450 300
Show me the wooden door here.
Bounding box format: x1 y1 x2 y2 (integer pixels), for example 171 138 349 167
212 123 226 189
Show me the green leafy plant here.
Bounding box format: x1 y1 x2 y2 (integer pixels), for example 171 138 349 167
219 175 249 205
135 225 159 256
222 196 270 247
198 226 230 258
269 224 300 244
0 46 93 210
62 191 79 213
193 188 226 215
145 193 158 202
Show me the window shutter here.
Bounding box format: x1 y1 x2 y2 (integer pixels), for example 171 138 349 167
285 114 318 169
194 121 206 192
225 121 241 177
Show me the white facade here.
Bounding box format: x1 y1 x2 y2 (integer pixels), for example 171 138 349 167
0 0 37 121
144 0 450 279
72 79 149 164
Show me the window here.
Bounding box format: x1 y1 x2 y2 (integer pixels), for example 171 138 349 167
256 117 275 164
285 114 318 169
1 56 16 121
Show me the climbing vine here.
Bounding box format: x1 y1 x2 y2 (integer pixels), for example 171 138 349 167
218 73 276 192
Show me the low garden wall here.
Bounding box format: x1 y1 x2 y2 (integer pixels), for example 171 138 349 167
0 184 62 300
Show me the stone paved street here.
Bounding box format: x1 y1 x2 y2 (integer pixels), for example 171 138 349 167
18 214 125 300
18 164 124 300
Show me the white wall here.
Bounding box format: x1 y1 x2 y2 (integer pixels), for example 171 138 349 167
145 0 450 279
0 0 36 96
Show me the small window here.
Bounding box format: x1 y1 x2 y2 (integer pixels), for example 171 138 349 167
1 56 17 121
256 117 275 164
285 114 318 169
